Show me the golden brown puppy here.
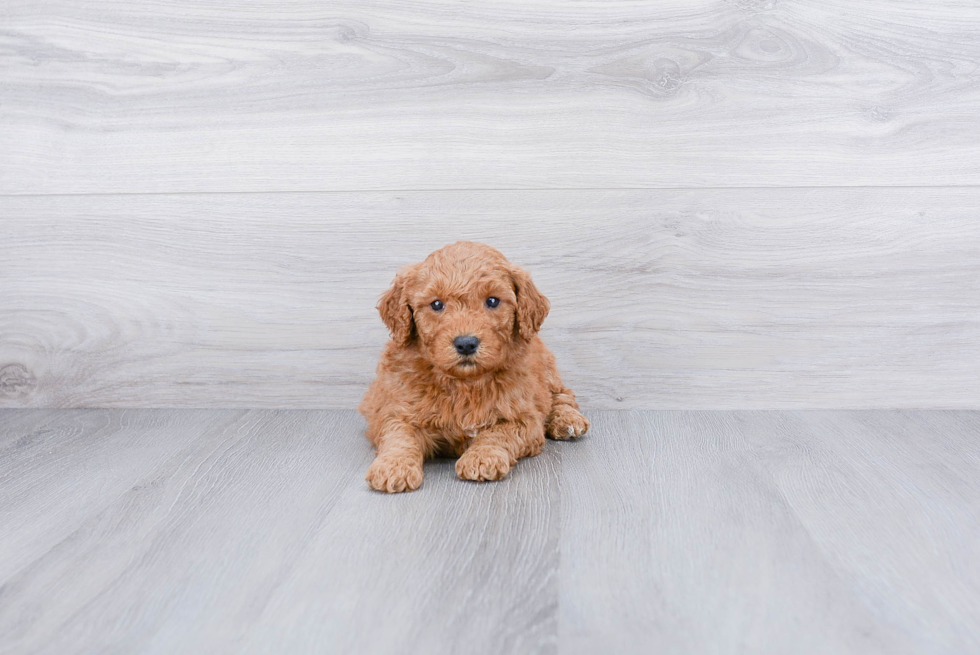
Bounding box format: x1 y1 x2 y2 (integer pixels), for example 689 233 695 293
359 241 589 493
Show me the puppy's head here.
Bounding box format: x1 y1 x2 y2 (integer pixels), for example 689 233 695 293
378 241 549 378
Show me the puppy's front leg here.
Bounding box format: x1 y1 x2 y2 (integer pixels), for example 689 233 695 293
366 425 424 493
456 417 544 482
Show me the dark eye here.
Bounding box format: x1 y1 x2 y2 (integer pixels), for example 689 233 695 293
430 300 444 312
486 297 500 309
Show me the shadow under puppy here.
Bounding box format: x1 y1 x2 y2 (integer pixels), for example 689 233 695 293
359 241 589 493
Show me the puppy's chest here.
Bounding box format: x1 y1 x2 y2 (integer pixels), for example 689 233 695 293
415 389 500 439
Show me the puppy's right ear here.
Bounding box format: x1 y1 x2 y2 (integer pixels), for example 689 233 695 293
378 266 416 345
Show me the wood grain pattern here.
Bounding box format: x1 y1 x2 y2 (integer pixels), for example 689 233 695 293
742 410 980 652
558 410 980 654
241 425 561 655
0 409 244 580
0 409 371 653
2 409 978 652
1 0 979 193
2 188 978 409
0 408 559 654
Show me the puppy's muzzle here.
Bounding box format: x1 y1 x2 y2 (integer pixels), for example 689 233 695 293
453 335 480 356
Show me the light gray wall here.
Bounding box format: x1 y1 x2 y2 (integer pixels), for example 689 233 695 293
2 0 978 408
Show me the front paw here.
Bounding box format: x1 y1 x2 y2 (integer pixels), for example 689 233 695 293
366 456 423 493
547 407 590 440
456 447 512 482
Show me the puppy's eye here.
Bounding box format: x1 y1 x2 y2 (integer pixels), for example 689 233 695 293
430 300 445 312
485 297 500 309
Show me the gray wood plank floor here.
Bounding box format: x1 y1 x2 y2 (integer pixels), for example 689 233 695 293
1 409 977 654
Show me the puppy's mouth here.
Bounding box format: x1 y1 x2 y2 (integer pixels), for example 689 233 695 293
452 357 481 373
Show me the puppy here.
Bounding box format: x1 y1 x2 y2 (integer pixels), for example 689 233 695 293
359 241 589 493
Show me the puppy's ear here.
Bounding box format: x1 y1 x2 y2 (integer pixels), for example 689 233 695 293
509 263 550 341
378 266 417 345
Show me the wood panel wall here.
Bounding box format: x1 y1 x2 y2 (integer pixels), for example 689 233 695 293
2 0 978 408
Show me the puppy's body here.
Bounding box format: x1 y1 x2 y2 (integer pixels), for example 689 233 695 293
359 241 588 493
362 331 575 458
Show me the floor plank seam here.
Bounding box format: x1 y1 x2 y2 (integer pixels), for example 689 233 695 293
4 183 980 199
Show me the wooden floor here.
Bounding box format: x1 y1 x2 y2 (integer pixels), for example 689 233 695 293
2 409 978 654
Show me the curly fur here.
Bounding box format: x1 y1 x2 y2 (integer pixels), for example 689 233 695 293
359 241 589 492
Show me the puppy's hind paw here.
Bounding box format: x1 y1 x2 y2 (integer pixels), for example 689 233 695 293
366 456 423 493
547 407 590 440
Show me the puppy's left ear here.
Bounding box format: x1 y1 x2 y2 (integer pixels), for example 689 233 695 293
509 263 550 341
378 265 417 345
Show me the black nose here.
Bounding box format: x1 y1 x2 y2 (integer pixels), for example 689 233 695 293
453 335 480 356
